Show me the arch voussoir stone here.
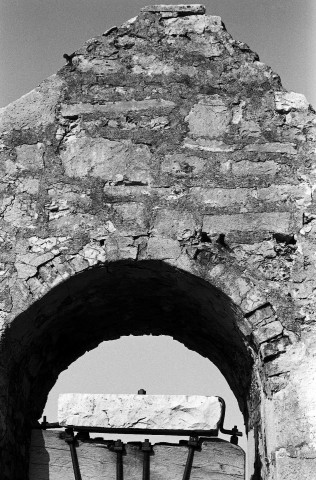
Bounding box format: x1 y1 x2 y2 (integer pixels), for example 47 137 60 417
0 4 316 479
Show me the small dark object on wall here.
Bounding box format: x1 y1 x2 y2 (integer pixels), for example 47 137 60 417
63 52 75 66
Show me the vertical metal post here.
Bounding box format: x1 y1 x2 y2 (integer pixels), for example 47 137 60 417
113 439 124 480
182 436 199 480
64 428 82 480
141 439 152 480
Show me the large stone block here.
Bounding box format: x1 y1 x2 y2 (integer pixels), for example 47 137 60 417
141 4 206 14
274 91 309 112
58 394 223 431
163 15 222 35
60 136 151 183
60 99 175 117
185 96 231 139
0 75 64 133
203 212 292 235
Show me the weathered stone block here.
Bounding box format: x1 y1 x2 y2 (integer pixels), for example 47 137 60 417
275 91 309 112
0 75 64 133
184 138 237 152
15 143 44 171
60 136 151 183
58 394 223 430
185 96 231 139
161 154 206 174
230 160 279 176
193 187 250 207
203 212 292 235
256 184 311 205
147 237 182 259
132 55 175 75
141 4 206 14
252 320 283 344
163 15 222 35
153 209 197 239
244 143 297 155
60 99 175 117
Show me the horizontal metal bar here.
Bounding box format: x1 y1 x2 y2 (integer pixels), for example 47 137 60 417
33 422 219 437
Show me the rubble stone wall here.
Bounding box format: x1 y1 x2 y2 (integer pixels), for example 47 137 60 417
0 5 315 479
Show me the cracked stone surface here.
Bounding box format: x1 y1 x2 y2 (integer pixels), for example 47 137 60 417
0 4 315 479
58 394 223 430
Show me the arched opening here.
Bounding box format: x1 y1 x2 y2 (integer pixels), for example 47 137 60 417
41 335 246 449
0 260 256 478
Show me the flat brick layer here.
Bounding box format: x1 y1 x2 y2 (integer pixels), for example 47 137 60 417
58 394 223 430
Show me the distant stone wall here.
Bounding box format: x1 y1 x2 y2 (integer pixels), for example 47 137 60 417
0 4 315 479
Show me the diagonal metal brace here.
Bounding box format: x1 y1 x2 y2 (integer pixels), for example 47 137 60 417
182 436 199 480
64 428 82 480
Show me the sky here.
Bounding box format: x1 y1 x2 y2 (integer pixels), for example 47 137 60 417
1 0 316 107
42 335 247 452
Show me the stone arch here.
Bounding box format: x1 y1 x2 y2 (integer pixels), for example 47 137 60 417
0 4 316 479
2 260 255 475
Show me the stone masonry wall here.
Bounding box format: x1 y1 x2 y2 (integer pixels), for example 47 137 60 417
0 4 316 479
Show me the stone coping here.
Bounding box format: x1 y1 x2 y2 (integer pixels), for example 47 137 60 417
141 4 206 14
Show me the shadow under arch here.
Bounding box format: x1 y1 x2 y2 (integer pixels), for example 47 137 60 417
0 259 255 477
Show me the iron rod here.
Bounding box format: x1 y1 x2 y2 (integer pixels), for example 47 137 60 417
34 423 219 437
64 428 82 480
117 451 123 480
113 439 124 480
142 439 151 480
182 436 199 480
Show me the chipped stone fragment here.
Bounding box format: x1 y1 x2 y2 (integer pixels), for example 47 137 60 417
58 394 222 430
275 92 309 112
